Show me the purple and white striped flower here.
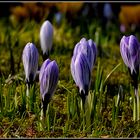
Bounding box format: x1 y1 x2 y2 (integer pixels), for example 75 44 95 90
40 20 53 60
71 38 97 88
71 51 91 107
74 52 91 94
22 42 39 84
120 35 140 121
120 35 140 75
71 37 97 107
39 59 59 117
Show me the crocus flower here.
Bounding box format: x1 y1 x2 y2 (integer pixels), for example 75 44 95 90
71 37 97 109
22 42 39 85
120 35 140 78
39 59 59 117
120 35 140 121
40 20 53 60
71 51 91 107
73 37 97 71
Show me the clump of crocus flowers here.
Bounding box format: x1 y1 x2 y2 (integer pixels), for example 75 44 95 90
21 18 140 130
22 20 58 124
40 20 53 61
120 35 140 121
71 37 97 109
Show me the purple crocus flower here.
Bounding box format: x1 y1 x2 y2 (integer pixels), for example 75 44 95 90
120 35 140 89
73 37 97 71
71 51 91 107
120 35 140 121
71 37 97 108
120 35 140 75
40 20 53 60
39 59 59 117
22 42 39 85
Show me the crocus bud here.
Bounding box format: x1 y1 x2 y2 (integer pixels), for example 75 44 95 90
39 59 59 117
40 20 53 60
120 35 140 74
71 52 91 106
120 35 140 89
73 37 97 71
22 42 39 84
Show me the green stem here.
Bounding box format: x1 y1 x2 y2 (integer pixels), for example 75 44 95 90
135 88 139 121
26 84 30 110
133 94 136 122
40 104 46 131
26 84 30 97
82 106 86 132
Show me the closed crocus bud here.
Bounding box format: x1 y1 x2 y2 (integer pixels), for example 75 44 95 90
120 35 140 74
120 35 140 88
39 59 59 117
73 37 97 71
71 52 91 107
22 42 39 85
40 20 53 60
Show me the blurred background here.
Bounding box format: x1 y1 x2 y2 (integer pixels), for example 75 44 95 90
0 2 140 32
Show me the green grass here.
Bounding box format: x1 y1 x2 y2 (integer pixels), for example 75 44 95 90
0 12 140 138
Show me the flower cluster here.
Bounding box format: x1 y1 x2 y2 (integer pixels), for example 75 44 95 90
22 18 140 122
22 20 59 118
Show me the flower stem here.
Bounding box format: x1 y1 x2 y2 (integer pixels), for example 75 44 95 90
40 102 46 130
26 84 29 97
133 94 136 122
135 88 139 121
26 84 30 110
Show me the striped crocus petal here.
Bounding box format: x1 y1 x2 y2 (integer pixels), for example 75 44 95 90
73 38 89 58
129 35 139 56
39 59 59 101
74 52 91 95
40 20 53 56
129 35 140 73
73 42 81 58
22 42 39 83
39 59 51 84
80 38 96 71
88 39 97 66
70 56 78 86
120 36 131 68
